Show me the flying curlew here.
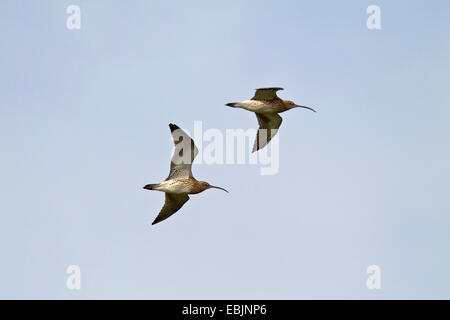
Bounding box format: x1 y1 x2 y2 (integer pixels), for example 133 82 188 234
143 123 228 225
226 87 316 152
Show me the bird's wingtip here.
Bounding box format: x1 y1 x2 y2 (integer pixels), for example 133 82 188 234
169 123 180 132
254 87 284 91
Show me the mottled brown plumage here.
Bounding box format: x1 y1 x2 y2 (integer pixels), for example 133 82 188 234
143 123 228 225
226 87 316 152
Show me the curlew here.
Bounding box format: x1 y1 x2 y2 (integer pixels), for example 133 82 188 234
143 123 228 225
226 87 316 152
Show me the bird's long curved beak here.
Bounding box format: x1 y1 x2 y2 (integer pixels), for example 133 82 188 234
295 104 316 112
208 185 229 193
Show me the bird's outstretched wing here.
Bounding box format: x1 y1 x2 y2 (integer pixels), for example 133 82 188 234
152 193 190 225
253 113 283 152
167 123 198 180
251 87 284 101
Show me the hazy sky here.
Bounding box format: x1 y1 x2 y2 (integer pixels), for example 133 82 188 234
0 0 449 299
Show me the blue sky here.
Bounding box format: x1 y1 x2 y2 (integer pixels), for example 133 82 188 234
0 0 449 299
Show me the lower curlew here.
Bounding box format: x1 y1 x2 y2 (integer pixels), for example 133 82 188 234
143 123 228 225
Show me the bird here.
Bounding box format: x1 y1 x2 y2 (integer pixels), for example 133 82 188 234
143 123 228 225
226 87 316 152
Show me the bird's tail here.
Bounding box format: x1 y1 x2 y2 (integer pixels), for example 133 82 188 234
143 184 159 190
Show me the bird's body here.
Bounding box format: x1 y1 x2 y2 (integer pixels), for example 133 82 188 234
146 178 210 195
143 123 228 225
227 99 287 114
226 87 316 152
146 179 193 194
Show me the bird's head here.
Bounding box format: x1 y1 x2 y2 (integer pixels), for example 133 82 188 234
284 100 316 112
198 181 229 193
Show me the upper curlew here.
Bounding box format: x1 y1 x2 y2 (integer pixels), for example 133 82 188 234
143 123 228 225
226 87 316 152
